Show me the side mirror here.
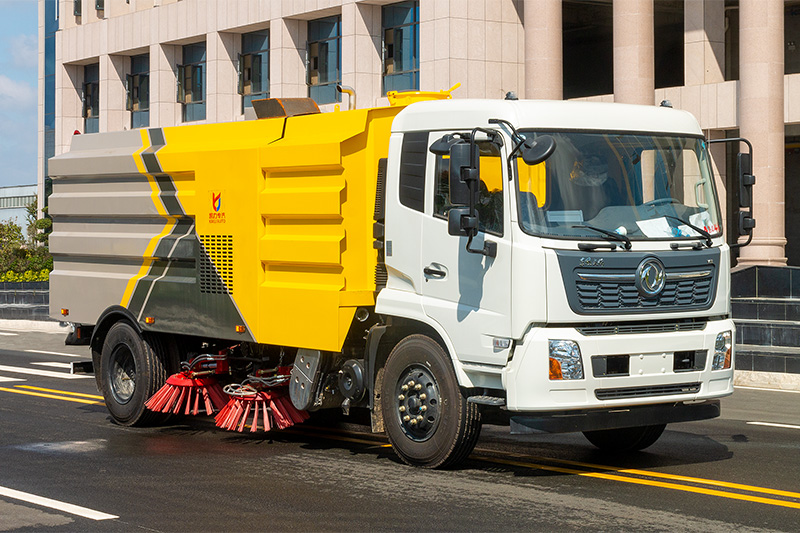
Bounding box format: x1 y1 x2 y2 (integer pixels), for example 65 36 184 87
737 152 755 208
447 207 474 236
521 135 557 166
738 211 756 236
449 142 477 207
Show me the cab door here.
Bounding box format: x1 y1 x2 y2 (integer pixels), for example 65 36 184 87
419 133 513 366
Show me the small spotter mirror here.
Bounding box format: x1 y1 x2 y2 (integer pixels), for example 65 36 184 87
521 135 557 166
430 134 460 155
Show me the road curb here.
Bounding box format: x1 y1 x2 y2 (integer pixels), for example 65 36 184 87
734 370 800 392
0 319 70 334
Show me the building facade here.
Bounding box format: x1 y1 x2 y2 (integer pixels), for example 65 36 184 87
37 0 800 267
0 185 37 229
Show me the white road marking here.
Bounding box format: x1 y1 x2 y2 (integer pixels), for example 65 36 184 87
24 349 85 358
734 386 800 394
0 485 117 521
747 421 800 430
0 376 25 383
0 365 90 380
31 362 72 369
0 331 18 336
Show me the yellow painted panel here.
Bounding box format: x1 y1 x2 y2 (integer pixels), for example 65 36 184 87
151 104 403 351
260 234 344 265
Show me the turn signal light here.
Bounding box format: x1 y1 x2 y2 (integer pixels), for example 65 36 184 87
549 357 563 380
144 317 155 325
235 325 246 333
60 308 69 316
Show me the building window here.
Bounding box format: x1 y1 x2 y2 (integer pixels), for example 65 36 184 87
74 0 81 16
127 54 149 129
383 1 419 94
307 16 341 105
82 64 99 134
239 29 269 111
178 43 206 122
95 0 104 10
0 196 36 209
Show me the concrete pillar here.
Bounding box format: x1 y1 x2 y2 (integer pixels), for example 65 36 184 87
269 17 307 99
206 31 239 122
55 63 82 155
99 54 129 132
524 0 562 100
342 2 382 109
684 0 725 85
613 0 654 105
149 43 180 127
737 0 786 266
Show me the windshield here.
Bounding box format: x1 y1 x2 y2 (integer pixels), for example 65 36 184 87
515 131 721 242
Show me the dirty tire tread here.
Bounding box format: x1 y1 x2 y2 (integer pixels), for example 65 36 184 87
381 334 482 469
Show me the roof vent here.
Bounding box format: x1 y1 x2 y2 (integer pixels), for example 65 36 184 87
251 98 321 119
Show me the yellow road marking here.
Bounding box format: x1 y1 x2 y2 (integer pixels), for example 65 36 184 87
0 387 103 405
480 455 800 510
15 385 104 400
525 454 800 500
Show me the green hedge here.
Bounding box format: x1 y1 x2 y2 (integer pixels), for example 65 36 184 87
0 269 50 282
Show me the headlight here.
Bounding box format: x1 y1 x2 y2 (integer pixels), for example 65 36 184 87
712 331 732 370
549 340 584 380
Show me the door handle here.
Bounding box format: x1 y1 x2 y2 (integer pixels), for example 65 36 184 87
423 266 447 279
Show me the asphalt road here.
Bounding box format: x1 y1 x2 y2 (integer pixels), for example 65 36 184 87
0 328 799 532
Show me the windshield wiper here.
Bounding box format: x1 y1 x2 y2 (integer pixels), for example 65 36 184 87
664 216 712 248
572 224 632 250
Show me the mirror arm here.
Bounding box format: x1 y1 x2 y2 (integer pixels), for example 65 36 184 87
466 234 497 258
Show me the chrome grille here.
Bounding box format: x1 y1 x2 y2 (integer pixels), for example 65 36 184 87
595 382 701 400
577 320 706 336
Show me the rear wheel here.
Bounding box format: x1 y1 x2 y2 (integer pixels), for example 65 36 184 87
381 335 481 468
582 424 666 452
100 321 170 426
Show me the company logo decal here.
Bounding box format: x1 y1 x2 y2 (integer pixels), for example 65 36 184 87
209 191 226 224
635 257 666 298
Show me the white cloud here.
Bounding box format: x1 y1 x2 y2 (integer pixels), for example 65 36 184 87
8 34 37 70
0 74 35 111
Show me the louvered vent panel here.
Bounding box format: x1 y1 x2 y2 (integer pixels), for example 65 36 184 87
199 235 234 295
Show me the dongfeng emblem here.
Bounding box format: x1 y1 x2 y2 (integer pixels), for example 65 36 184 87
635 257 665 298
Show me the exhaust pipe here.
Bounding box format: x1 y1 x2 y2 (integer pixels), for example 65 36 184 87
337 85 356 110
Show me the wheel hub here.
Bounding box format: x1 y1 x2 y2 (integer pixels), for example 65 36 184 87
395 366 440 442
109 345 136 405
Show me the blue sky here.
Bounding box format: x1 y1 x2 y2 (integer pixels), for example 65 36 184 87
0 0 38 188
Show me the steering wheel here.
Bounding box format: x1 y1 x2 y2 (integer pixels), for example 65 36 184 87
644 197 681 207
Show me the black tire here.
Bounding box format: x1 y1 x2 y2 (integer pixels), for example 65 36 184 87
99 321 170 426
583 424 666 452
381 335 481 468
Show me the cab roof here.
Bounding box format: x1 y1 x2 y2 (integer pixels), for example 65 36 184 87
392 99 703 137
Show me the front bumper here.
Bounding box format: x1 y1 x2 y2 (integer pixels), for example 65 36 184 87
502 317 735 413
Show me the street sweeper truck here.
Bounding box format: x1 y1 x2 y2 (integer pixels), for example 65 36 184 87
48 88 755 468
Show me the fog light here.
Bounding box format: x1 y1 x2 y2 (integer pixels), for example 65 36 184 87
549 340 584 380
712 331 732 370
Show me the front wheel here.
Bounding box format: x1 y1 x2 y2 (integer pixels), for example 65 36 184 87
582 424 666 452
100 321 170 426
381 335 481 468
